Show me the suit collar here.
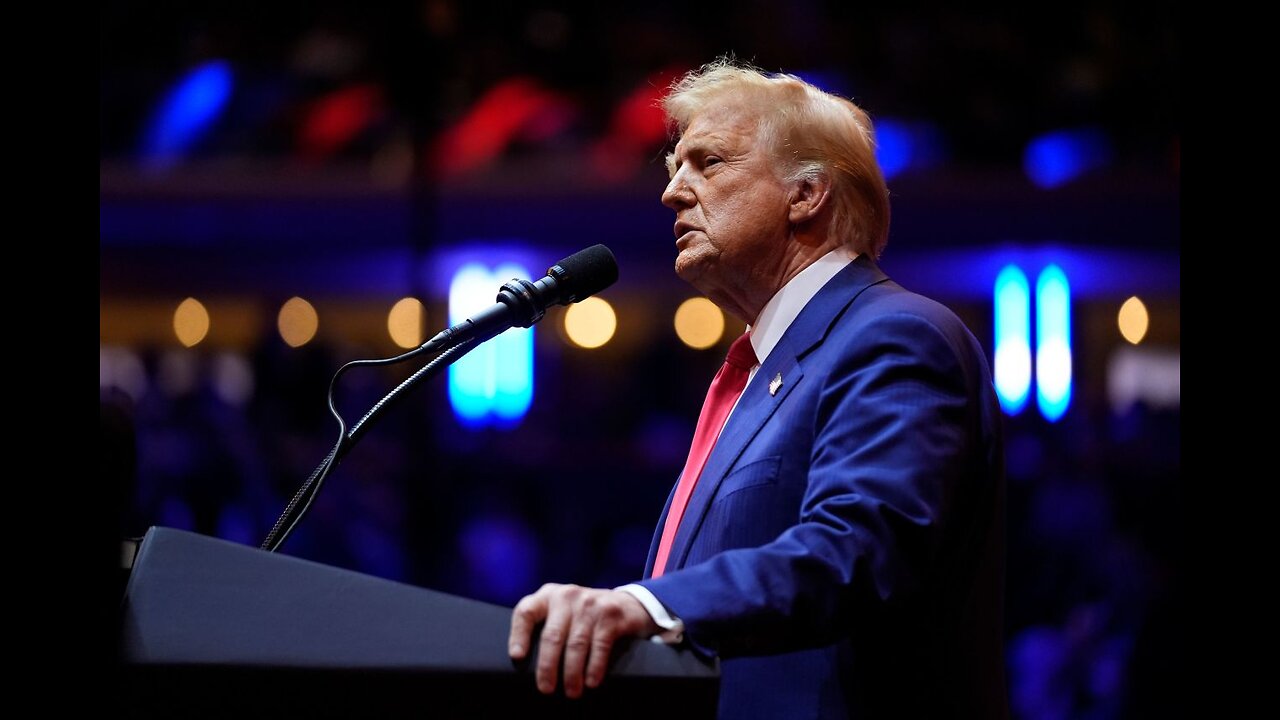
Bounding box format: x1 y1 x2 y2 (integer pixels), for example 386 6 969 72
775 253 889 361
749 247 858 366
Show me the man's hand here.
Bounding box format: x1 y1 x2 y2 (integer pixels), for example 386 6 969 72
508 583 661 698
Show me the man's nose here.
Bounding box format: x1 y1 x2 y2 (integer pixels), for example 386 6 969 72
662 173 694 210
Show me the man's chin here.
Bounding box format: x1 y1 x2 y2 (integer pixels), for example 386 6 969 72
674 248 712 283
673 258 705 288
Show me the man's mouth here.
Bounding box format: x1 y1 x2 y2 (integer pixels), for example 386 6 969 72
674 221 702 244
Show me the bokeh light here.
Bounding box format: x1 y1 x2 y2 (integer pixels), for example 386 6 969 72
674 297 725 349
1118 296 1149 345
278 297 319 347
388 297 426 349
173 297 209 347
564 297 617 348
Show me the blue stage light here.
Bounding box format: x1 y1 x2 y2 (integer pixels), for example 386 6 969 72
1035 265 1072 422
142 61 234 168
447 262 534 428
994 265 1031 415
1023 128 1111 189
488 263 535 424
874 119 912 180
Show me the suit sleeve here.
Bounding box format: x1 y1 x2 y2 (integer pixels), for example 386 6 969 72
637 310 981 657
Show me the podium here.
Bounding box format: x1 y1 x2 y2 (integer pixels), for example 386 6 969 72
120 527 719 718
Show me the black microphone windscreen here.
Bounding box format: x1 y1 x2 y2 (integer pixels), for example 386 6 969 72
552 244 618 301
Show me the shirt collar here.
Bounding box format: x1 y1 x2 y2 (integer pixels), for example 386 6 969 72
748 246 859 365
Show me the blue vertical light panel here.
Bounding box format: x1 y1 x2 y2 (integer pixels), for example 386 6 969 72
488 263 534 422
1035 265 1072 421
447 262 534 428
993 265 1031 415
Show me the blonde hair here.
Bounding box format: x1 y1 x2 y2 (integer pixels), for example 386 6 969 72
663 59 891 258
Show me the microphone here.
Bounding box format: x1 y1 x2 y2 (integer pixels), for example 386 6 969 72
427 244 618 349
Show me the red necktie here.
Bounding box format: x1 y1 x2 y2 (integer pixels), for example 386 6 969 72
651 332 758 578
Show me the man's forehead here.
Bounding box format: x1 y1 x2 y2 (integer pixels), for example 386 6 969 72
674 104 757 152
674 129 732 153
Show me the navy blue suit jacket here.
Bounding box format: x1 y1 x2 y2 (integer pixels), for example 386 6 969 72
638 255 1008 719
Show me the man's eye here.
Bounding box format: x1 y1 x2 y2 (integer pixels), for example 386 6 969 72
705 156 722 166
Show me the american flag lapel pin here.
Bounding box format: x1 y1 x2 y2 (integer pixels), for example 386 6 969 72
768 372 783 396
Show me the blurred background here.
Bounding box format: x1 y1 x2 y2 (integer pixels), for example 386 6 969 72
101 2 1180 717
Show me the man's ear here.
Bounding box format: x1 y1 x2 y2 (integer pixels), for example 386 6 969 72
787 172 833 225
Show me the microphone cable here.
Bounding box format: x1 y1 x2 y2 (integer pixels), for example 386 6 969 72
261 337 476 553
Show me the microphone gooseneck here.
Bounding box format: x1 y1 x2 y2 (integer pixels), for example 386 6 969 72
261 244 618 552
427 244 619 349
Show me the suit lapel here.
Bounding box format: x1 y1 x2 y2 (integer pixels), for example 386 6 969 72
665 255 891 571
666 352 802 570
643 482 678 577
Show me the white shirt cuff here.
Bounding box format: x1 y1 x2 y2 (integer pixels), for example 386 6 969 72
615 584 685 644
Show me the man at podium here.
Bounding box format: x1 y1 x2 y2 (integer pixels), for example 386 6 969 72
508 59 1009 719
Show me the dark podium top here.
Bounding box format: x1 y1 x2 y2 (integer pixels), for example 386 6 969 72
120 527 718 718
